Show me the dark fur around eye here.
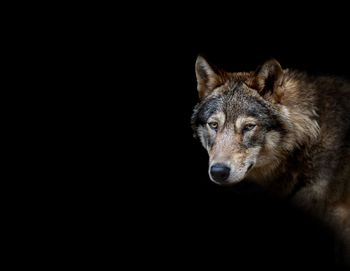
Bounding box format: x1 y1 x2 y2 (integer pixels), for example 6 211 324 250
191 96 222 133
243 123 256 132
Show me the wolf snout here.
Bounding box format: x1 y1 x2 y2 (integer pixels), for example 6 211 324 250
210 164 231 182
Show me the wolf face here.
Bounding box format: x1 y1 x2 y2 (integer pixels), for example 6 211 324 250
191 56 287 185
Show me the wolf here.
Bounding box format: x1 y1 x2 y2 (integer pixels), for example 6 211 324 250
191 55 350 265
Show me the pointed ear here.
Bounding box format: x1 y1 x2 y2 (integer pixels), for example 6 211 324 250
195 55 227 99
252 59 284 101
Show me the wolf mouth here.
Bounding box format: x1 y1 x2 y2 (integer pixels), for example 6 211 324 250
247 163 254 172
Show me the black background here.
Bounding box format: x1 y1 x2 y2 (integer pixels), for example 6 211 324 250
93 7 350 269
13 5 350 269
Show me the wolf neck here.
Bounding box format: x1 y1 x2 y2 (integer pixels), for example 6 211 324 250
249 70 321 197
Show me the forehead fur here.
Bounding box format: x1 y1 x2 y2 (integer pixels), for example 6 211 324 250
191 77 284 135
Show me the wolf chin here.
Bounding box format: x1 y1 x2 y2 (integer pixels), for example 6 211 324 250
191 55 350 265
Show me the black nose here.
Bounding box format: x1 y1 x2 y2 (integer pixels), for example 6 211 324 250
210 164 231 182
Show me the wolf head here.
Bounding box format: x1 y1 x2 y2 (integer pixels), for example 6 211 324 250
191 56 289 185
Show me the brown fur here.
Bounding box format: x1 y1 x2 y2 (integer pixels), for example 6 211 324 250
192 56 350 265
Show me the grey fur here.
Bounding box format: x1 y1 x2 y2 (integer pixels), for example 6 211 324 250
191 56 350 266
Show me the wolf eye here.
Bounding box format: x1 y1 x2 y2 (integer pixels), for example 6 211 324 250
208 121 218 130
243 123 256 132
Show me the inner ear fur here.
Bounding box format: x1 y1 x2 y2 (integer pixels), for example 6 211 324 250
251 58 284 101
195 55 228 99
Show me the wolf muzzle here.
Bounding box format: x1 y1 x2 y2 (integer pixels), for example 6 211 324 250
209 161 255 185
